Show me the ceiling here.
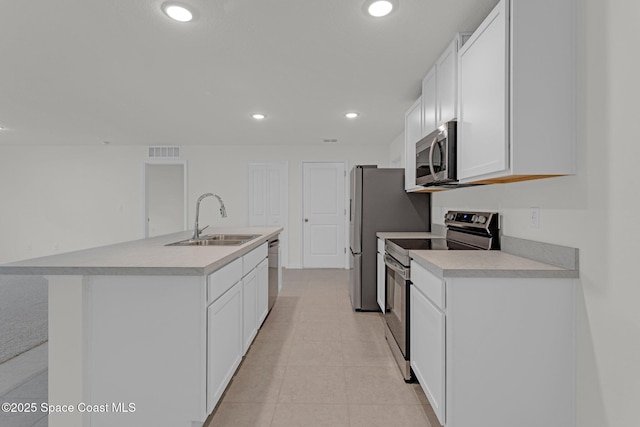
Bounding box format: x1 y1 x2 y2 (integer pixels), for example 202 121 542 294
0 0 497 146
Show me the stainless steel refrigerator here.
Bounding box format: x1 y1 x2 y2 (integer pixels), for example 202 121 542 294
349 165 430 311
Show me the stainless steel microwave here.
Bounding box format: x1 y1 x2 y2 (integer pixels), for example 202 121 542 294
415 121 457 187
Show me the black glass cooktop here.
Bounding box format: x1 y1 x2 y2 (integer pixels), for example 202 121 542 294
387 238 449 250
387 238 478 251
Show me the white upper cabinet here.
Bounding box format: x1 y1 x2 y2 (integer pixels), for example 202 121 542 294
421 67 437 137
436 34 470 126
404 97 423 191
457 0 576 183
405 33 470 193
458 1 509 180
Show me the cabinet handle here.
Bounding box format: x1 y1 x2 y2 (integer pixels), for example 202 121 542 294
304 218 309 222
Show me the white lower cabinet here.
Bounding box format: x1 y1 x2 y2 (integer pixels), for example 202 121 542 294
410 260 576 427
376 238 385 312
207 280 243 414
242 268 258 354
410 284 446 425
207 241 271 413
257 258 269 326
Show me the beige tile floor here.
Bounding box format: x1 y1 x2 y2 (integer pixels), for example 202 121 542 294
207 268 441 427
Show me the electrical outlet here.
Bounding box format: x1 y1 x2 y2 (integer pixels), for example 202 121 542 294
529 207 540 229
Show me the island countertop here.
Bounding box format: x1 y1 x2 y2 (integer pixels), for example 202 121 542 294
0 226 282 276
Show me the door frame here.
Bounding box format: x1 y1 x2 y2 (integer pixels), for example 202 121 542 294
300 160 350 269
141 159 188 238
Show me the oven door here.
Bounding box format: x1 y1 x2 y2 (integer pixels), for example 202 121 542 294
384 254 409 359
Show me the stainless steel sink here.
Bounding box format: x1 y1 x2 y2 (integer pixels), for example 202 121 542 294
166 234 260 247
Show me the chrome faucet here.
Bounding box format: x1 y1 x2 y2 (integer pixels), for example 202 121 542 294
192 193 227 240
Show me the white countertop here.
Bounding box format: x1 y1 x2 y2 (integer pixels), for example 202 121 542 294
410 249 579 279
0 227 282 276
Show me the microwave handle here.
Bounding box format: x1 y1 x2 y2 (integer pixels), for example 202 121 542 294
428 134 439 179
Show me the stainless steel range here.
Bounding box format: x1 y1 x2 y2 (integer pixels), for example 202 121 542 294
383 211 499 381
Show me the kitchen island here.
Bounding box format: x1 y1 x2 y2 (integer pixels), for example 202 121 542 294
0 226 282 427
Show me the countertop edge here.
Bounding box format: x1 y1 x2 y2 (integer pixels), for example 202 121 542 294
409 250 579 279
0 228 282 277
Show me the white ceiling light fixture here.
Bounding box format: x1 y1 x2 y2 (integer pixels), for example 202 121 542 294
162 2 194 22
251 113 266 120
345 112 359 119
364 0 397 18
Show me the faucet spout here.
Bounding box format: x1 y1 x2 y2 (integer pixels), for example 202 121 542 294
192 193 227 240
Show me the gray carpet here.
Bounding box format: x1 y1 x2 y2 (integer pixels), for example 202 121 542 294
0 276 48 364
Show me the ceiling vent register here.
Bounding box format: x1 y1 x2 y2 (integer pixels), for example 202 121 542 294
148 146 181 159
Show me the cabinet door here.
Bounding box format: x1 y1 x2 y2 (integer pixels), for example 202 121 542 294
257 258 269 327
242 268 258 354
458 0 509 181
207 280 243 413
376 249 385 313
404 97 422 191
421 67 437 136
411 286 446 425
436 39 458 125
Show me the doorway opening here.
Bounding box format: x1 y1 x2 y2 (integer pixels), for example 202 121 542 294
142 161 188 238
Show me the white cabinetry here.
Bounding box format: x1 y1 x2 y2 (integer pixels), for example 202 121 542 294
404 97 423 192
409 260 576 427
436 34 470 126
421 68 437 137
457 0 575 183
207 241 269 412
376 238 385 312
241 243 268 354
410 283 445 424
242 268 258 354
406 33 470 193
257 258 269 326
207 280 243 413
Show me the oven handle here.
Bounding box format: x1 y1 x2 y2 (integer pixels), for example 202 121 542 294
384 254 409 281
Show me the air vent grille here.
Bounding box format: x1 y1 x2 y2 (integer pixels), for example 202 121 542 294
148 146 181 158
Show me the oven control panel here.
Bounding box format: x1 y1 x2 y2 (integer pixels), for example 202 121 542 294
444 211 499 234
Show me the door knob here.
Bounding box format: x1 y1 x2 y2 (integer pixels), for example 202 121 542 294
304 218 309 222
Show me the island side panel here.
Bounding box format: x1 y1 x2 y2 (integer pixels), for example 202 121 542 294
86 275 205 427
48 275 88 427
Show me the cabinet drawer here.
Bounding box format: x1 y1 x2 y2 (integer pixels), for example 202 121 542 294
410 260 445 310
243 242 268 276
208 258 242 304
377 238 385 253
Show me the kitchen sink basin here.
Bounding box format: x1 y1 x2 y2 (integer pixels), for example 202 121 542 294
166 234 260 247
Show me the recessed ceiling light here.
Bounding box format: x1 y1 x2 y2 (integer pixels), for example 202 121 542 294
345 112 359 119
162 3 194 22
251 113 266 120
365 0 395 17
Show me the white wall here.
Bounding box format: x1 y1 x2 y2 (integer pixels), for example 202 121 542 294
0 144 389 267
389 131 405 168
389 0 639 425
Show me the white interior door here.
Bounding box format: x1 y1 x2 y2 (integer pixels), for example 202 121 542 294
144 162 187 238
248 162 289 267
302 162 346 268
